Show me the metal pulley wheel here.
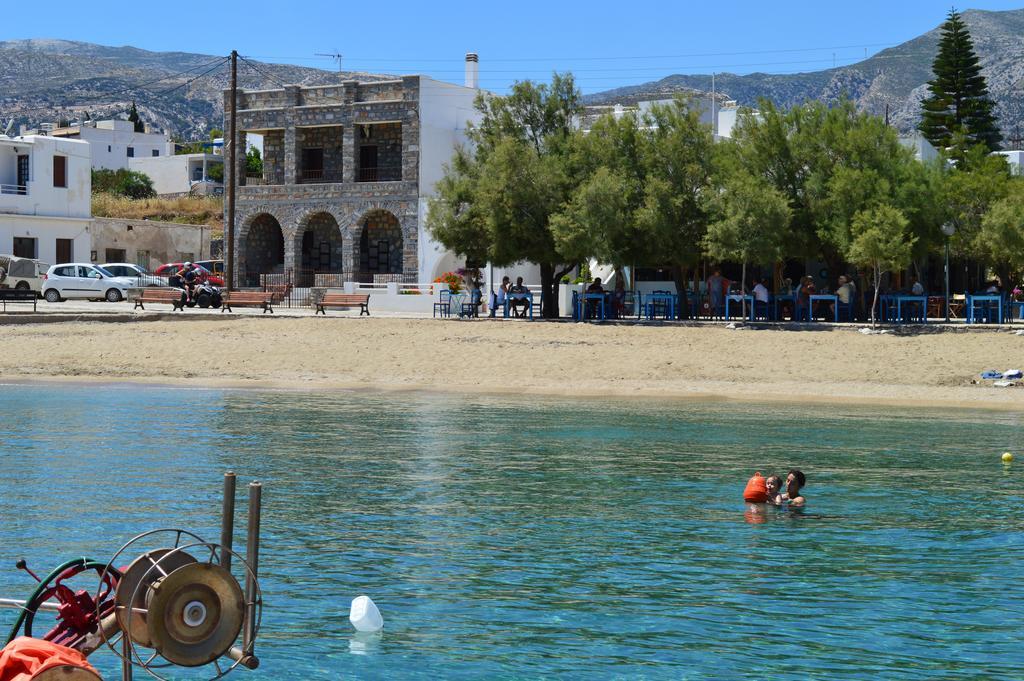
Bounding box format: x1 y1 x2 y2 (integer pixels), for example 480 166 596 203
114 549 198 648
145 562 245 667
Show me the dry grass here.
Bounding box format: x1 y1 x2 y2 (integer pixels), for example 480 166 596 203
92 193 223 230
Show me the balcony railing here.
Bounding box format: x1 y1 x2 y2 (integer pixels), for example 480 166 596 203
357 166 402 183
301 168 324 182
0 184 27 196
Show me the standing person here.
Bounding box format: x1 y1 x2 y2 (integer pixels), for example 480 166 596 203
797 276 815 321
612 276 626 318
706 268 728 319
489 276 510 317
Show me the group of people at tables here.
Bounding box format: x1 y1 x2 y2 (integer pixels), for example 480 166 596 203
487 276 534 318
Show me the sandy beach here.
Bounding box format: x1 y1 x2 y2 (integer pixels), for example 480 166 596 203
1 316 1022 410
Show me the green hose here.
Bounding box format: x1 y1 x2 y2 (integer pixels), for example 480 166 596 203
5 558 114 646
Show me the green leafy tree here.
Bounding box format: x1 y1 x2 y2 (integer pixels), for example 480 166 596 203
846 205 917 327
91 168 156 199
703 172 791 319
209 128 224 140
942 147 1012 270
127 101 144 133
977 182 1024 286
245 146 263 177
919 9 1001 154
207 163 224 183
427 74 583 317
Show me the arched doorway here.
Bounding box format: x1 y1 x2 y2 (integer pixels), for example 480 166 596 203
357 210 403 282
296 212 343 286
243 213 284 286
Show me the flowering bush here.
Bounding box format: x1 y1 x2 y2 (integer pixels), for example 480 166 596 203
1013 286 1023 302
433 271 462 293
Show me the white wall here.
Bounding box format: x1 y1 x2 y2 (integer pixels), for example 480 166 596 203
416 77 481 283
128 154 222 195
0 214 90 265
995 150 1023 175
0 136 91 219
50 121 173 171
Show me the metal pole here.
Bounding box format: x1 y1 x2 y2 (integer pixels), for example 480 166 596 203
221 472 236 572
944 240 950 322
243 481 262 656
122 633 133 680
226 50 237 293
0 598 59 612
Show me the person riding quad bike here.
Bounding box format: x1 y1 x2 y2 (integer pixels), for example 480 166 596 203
176 262 201 305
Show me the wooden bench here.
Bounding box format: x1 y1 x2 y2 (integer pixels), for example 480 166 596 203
134 288 185 311
222 291 273 313
315 293 370 316
0 288 37 312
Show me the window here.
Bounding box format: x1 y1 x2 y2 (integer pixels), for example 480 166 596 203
56 239 73 263
301 148 324 181
53 265 76 277
108 145 112 153
105 248 126 263
151 149 160 157
127 147 135 158
53 156 67 188
13 237 37 259
136 250 151 269
16 155 29 192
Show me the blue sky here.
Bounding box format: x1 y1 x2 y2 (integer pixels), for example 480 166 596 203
5 1 1023 93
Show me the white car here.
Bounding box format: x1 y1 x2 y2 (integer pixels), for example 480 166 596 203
42 263 136 303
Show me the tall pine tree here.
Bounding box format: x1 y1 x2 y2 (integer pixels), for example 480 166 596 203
127 101 144 133
919 9 1001 153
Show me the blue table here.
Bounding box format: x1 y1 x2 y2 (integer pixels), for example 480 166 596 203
895 294 928 323
577 292 606 322
966 294 1003 324
505 292 534 320
644 293 676 320
808 294 838 322
725 295 754 321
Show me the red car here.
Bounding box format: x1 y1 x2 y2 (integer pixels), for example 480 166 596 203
154 262 224 287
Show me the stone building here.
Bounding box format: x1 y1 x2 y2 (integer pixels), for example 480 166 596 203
225 60 480 287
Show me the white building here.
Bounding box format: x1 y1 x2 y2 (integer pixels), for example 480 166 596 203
128 153 224 196
0 135 91 264
995 150 1023 175
899 132 940 162
43 120 174 171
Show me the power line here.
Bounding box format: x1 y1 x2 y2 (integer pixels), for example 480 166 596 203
238 56 289 88
153 56 231 97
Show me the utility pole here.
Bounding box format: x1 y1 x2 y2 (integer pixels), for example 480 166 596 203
226 49 237 293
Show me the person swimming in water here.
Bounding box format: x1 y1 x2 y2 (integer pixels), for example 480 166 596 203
782 469 806 506
765 475 784 505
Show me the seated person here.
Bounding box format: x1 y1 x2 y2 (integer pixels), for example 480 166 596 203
910 275 924 296
489 276 510 317
752 278 769 304
587 277 605 293
509 277 530 317
782 469 806 506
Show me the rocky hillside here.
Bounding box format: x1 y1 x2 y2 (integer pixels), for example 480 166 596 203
0 39 392 139
584 7 1024 142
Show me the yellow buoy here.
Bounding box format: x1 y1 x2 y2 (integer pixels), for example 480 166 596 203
1002 452 1014 463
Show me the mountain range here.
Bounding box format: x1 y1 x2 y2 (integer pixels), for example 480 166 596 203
584 7 1024 144
1 7 1023 143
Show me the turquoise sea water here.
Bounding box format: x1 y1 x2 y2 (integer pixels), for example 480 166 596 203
0 385 1022 680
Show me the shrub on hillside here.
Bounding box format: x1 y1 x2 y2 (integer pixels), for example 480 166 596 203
92 169 156 199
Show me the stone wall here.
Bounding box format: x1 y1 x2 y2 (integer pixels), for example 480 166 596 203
90 218 213 270
297 126 344 182
358 210 403 276
262 130 284 185
357 123 402 181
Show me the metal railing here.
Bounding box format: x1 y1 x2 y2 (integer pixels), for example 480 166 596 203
356 166 402 182
0 184 27 196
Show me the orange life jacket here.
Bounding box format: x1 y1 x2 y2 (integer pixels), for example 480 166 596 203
743 471 769 503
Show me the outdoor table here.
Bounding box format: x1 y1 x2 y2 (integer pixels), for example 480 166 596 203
644 293 675 320
578 292 606 321
449 292 468 317
773 294 796 321
505 292 534 320
895 294 928 323
808 294 838 322
725 294 754 321
966 294 1003 324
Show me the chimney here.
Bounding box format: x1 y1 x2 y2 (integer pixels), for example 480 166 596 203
465 52 479 89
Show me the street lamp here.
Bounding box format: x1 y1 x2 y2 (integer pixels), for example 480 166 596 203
941 222 956 322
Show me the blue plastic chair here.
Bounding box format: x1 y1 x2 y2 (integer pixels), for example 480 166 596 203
433 290 451 318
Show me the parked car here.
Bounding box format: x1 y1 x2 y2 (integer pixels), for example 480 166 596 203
101 262 166 287
154 262 224 287
196 260 224 276
0 255 49 295
42 263 135 303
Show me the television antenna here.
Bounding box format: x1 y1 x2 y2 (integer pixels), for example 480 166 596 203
315 50 344 72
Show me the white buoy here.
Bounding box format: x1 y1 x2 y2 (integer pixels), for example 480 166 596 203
349 595 384 632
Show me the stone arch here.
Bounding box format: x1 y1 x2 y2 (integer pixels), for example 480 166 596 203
354 209 404 283
241 213 285 287
293 211 344 287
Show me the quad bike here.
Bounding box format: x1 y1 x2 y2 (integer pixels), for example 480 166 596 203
180 282 223 309
0 474 263 680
